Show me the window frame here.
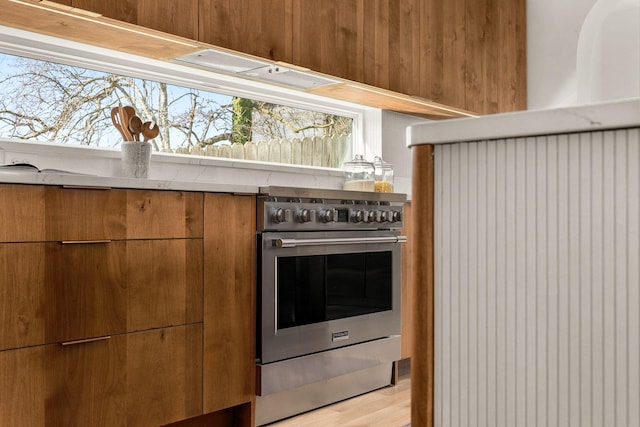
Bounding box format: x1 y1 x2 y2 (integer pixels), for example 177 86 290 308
0 26 383 169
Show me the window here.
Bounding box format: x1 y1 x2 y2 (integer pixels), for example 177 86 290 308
0 52 356 168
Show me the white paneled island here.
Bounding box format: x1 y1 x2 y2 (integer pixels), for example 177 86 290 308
407 98 640 427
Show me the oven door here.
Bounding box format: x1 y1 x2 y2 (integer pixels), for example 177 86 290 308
258 230 405 364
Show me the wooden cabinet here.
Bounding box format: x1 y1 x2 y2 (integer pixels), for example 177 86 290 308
0 185 209 426
47 0 526 113
70 0 199 40
0 184 44 242
1 326 202 427
363 0 421 98
203 193 256 418
292 0 364 82
0 184 255 426
0 346 45 427
199 0 292 62
0 243 45 350
400 201 413 360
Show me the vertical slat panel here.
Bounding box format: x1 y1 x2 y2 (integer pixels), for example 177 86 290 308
494 139 507 427
458 143 470 427
590 130 605 427
515 137 527 427
485 140 498 427
525 137 538 427
535 135 548 427
627 128 640 426
602 130 617 427
579 131 593 427
567 132 582 427
546 134 559 427
556 133 571 427
614 129 628 427
476 141 488 427
505 138 517 427
433 127 639 427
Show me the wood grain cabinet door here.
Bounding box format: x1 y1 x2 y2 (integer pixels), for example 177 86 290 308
0 243 46 351
44 324 202 427
293 0 364 82
0 184 45 243
126 239 203 332
199 0 293 62
363 0 421 97
44 186 127 241
126 190 203 239
203 194 255 413
45 241 127 343
126 325 203 426
70 0 198 40
46 337 127 427
0 346 45 427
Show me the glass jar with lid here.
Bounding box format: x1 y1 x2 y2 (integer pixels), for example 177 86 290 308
342 154 375 192
373 156 394 193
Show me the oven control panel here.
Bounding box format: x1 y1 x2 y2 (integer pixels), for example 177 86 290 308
259 199 404 231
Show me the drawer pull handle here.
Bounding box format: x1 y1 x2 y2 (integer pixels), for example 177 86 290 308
61 240 112 244
61 336 111 346
62 185 111 190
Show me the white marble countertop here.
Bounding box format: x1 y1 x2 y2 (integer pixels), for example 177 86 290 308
0 168 260 194
407 98 640 146
0 138 345 194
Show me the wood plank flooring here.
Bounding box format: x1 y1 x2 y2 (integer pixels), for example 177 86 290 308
267 375 410 427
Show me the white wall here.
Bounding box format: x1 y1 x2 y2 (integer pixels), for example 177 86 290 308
528 0 640 109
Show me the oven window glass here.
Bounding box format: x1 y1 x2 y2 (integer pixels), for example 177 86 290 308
277 251 392 329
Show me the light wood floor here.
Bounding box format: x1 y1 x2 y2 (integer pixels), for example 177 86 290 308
267 375 411 427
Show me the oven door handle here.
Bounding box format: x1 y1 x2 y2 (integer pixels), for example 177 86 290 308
274 235 407 248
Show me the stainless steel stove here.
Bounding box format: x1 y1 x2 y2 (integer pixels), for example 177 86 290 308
255 186 406 425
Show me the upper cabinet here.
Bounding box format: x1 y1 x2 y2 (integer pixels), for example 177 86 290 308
71 0 199 40
45 0 526 114
363 0 422 98
292 0 364 83
199 0 293 62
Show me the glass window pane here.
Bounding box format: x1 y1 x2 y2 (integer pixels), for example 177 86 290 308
0 53 353 168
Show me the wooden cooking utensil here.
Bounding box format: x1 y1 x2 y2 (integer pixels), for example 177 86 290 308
110 106 129 141
141 121 160 142
118 104 133 141
128 115 143 141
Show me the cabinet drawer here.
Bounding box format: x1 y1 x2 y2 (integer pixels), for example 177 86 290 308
126 190 203 239
45 240 127 343
126 239 203 331
126 324 203 426
0 243 46 351
45 324 202 427
0 345 45 427
0 184 45 242
44 186 127 241
45 239 204 343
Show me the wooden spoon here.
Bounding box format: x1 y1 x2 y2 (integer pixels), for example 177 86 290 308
141 121 159 142
118 104 133 141
110 106 130 141
128 115 143 141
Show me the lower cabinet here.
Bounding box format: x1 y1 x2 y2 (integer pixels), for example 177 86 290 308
0 324 202 427
0 186 256 426
202 193 256 422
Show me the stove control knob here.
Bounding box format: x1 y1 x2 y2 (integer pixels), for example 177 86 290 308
350 209 364 223
364 210 375 223
320 208 336 223
392 211 402 223
297 208 312 223
380 211 390 223
271 207 290 224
